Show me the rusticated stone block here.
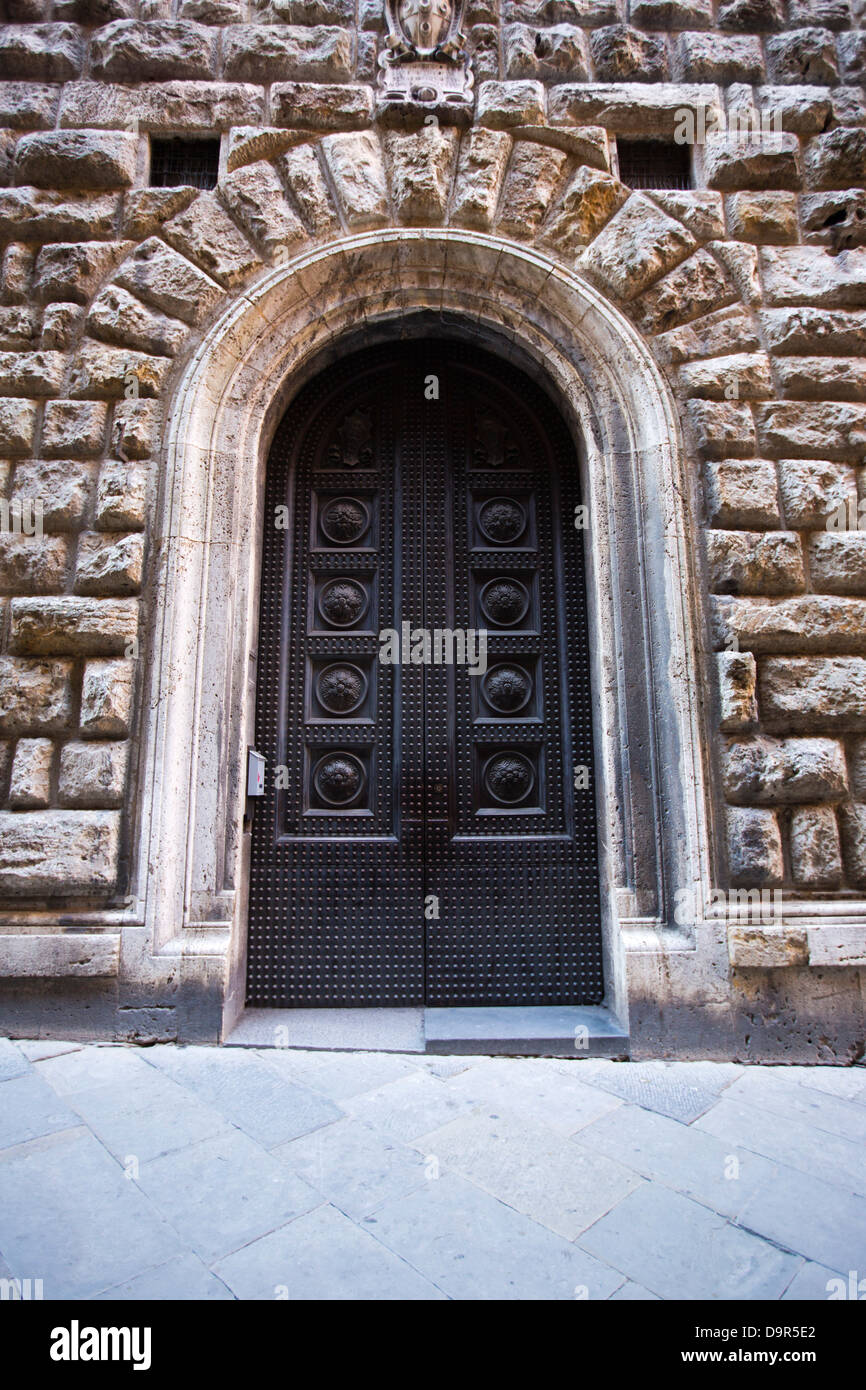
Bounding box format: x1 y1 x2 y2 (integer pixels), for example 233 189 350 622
838 802 866 887
804 128 866 191
837 31 866 83
779 458 857 528
114 237 223 325
0 808 120 895
41 401 107 458
112 401 161 463
712 240 763 305
41 303 86 351
790 804 842 886
0 533 68 594
74 532 143 596
0 306 39 350
760 306 866 355
761 246 866 308
94 460 148 530
14 131 137 191
634 248 736 334
0 657 73 733
279 144 339 236
706 531 805 595
222 26 352 82
716 649 758 730
702 133 800 191
726 806 783 886
678 350 771 398
0 399 38 455
655 304 759 363
766 28 838 85
581 192 695 300
80 657 133 736
0 82 60 130
809 533 866 594
61 81 264 135
788 0 850 26
498 142 568 239
87 285 187 358
11 459 92 531
775 356 866 399
801 191 866 252
9 737 53 810
69 344 170 400
270 82 373 130
58 740 128 809
676 32 764 82
704 459 780 527
452 128 512 231
850 738 866 800
717 0 783 29
0 351 66 397
757 84 832 135
717 593 866 653
0 189 119 242
759 656 866 729
722 735 848 802
10 596 138 656
0 25 84 81
549 81 723 136
630 0 713 27
386 128 458 227
321 131 388 229
542 165 628 252
91 21 216 81
755 400 866 459
590 24 669 80
726 191 797 243
477 81 546 129
2 242 33 302
33 242 131 307
505 24 590 80
220 162 305 256
179 0 245 18
226 127 306 173
687 401 756 458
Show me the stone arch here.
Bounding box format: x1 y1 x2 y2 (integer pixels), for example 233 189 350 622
129 227 714 1039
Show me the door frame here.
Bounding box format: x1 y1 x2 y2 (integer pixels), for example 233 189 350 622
133 230 714 1046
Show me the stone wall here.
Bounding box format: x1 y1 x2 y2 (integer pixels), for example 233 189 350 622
0 0 864 1052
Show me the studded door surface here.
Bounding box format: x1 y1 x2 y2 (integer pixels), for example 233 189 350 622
246 342 603 1008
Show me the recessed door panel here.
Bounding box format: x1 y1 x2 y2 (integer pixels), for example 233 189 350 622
246 341 603 1008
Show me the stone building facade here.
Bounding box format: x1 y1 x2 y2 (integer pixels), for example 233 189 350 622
0 0 864 1059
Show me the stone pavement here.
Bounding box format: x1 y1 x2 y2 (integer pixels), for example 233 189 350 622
1 1037 865 1302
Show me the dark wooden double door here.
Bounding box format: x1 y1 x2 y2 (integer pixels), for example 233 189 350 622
247 340 603 1008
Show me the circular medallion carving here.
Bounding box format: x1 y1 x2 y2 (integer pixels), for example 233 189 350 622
482 664 532 713
317 579 369 628
478 497 527 545
483 752 535 805
313 752 365 806
479 578 530 627
320 496 370 545
316 663 368 715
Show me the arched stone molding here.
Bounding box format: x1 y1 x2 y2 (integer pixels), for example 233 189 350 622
131 227 715 1039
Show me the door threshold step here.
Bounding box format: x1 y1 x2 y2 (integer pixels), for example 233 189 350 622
224 1004 628 1057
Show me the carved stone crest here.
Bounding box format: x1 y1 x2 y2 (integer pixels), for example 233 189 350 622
377 0 474 127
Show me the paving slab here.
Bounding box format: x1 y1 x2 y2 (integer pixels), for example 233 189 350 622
443 1057 625 1136
132 1128 322 1263
94 1254 236 1301
141 1046 343 1148
734 1165 866 1273
724 1068 866 1144
274 1117 429 1221
342 1069 478 1143
0 1128 183 1300
609 1280 662 1300
414 1109 641 1241
0 1071 81 1150
578 1182 801 1301
213 1202 445 1300
0 1037 31 1081
562 1059 738 1123
695 1097 866 1197
575 1102 781 1221
782 1261 854 1301
258 1047 420 1101
366 1172 626 1300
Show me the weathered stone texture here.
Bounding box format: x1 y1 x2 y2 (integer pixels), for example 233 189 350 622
726 805 784 886
0 657 73 734
80 658 134 737
10 597 138 656
581 193 695 299
91 21 216 81
759 656 866 729
58 740 128 808
722 735 848 802
9 737 53 810
790 804 843 886
0 809 120 895
222 26 352 82
716 649 758 730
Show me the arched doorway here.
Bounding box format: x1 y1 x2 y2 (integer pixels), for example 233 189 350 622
247 339 604 1009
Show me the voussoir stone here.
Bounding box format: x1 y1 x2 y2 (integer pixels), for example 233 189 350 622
498 142 568 238
451 127 512 230
91 20 216 81
580 192 696 300
14 130 137 190
635 248 736 333
114 236 223 323
321 131 388 229
219 162 306 256
278 144 340 236
386 128 458 226
541 165 629 252
0 809 121 895
87 284 188 357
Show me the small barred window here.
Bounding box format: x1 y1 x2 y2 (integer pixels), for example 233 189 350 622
616 140 692 192
149 137 220 191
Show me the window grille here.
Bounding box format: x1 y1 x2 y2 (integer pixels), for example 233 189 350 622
149 138 220 190
616 140 692 191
